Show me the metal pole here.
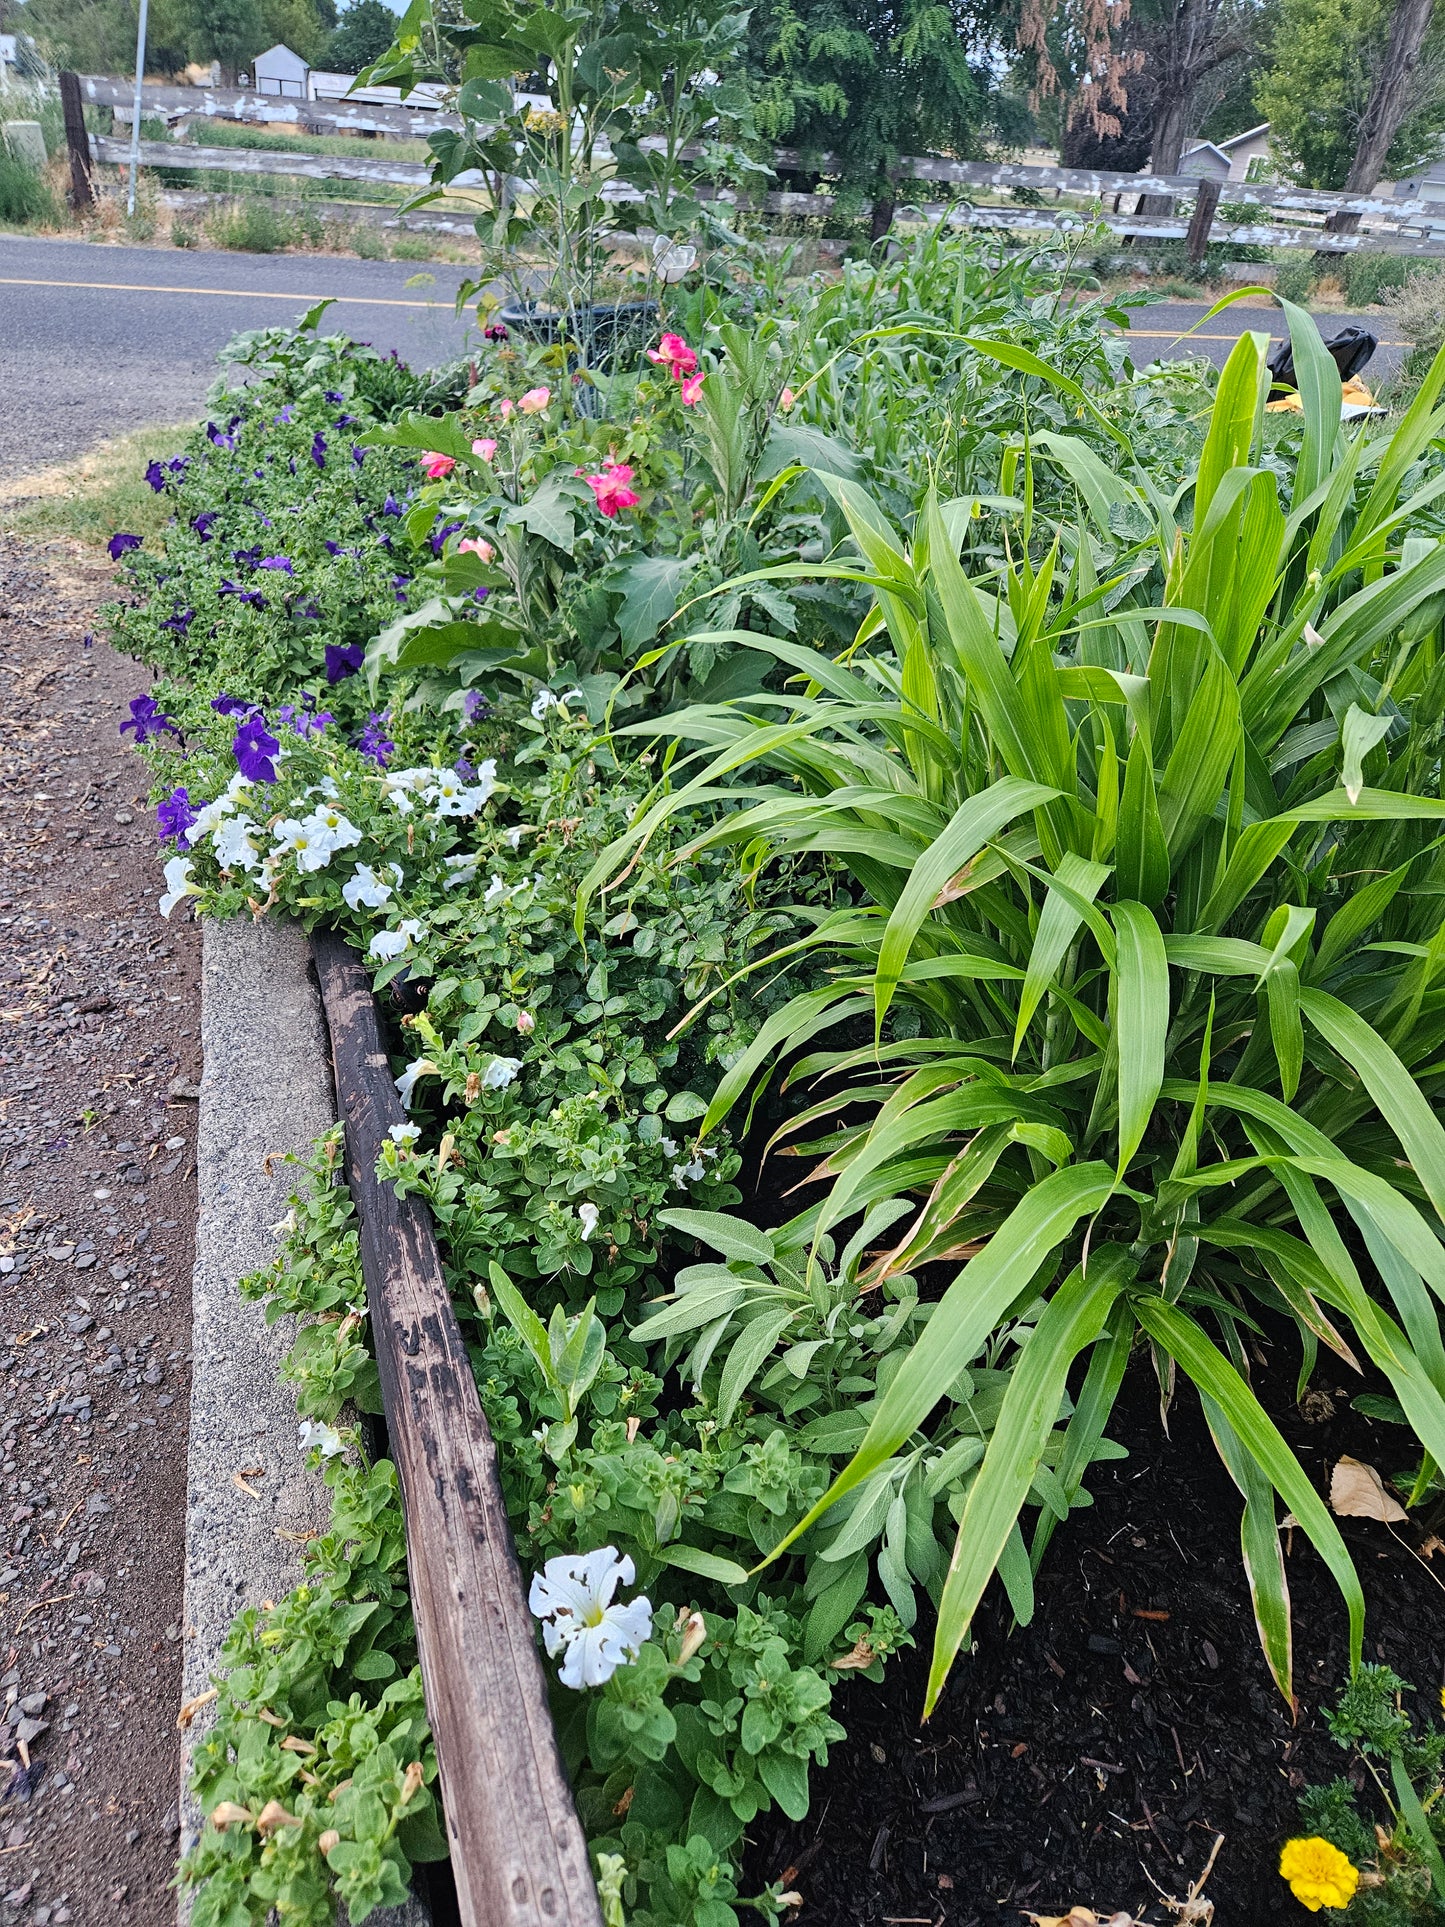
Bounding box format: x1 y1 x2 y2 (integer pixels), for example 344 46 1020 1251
126 0 149 217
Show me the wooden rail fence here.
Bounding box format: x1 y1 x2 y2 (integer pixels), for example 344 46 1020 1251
69 72 1445 260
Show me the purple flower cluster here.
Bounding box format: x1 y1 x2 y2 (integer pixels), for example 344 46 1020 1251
277 701 332 738
119 694 178 744
355 711 394 767
325 642 365 684
191 512 218 541
157 786 197 848
107 532 143 561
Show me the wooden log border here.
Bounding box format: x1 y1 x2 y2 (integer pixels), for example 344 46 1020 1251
311 930 602 1927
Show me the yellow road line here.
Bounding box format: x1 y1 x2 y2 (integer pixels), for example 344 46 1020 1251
0 274 451 308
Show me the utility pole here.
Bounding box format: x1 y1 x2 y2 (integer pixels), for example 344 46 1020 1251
127 0 150 218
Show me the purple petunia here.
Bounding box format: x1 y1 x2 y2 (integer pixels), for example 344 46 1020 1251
258 556 294 574
233 547 262 569
462 690 491 723
325 642 365 684
144 460 167 493
206 422 237 450
192 512 218 541
218 581 266 608
233 713 280 783
392 575 411 604
351 445 366 469
273 404 296 424
277 703 332 738
157 786 197 848
211 693 251 717
119 694 178 744
295 600 322 620
472 586 490 605
311 433 327 469
382 494 402 516
324 390 344 403
169 456 189 477
107 532 143 561
160 608 195 634
430 519 463 557
355 711 395 767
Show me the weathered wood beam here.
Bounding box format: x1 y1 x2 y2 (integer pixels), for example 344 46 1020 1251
311 930 602 1927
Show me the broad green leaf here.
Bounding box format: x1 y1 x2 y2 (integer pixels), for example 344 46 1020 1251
655 1544 751 1588
1339 703 1391 805
1116 730 1169 906
1012 853 1111 1057
1112 901 1169 1178
657 1210 777 1267
925 1253 1130 1713
761 1162 1116 1568
873 778 1058 1032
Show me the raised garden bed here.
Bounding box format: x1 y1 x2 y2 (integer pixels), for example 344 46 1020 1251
91 220 1445 1927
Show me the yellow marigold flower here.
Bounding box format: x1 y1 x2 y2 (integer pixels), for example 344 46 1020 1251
1279 1837 1360 1913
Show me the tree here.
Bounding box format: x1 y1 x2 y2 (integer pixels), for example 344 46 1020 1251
323 0 399 70
1345 0 1437 187
748 0 1031 236
1257 0 1445 184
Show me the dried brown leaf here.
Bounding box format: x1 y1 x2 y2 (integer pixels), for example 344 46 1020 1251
1330 1456 1407 1523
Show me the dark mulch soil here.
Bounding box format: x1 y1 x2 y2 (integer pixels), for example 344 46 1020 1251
0 535 203 1926
745 1336 1445 1926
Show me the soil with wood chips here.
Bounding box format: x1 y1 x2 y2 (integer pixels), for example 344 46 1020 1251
0 534 202 1927
746 1344 1443 1926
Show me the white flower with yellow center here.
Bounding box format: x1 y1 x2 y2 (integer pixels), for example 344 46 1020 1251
529 1547 652 1689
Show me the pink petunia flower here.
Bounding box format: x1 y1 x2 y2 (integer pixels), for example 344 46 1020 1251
647 332 698 379
497 398 515 418
780 387 796 411
679 372 705 407
472 438 499 460
458 536 496 562
584 461 641 518
519 386 551 414
421 452 456 479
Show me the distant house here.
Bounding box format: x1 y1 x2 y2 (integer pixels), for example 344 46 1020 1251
1395 156 1445 205
1180 122 1273 184
252 43 310 99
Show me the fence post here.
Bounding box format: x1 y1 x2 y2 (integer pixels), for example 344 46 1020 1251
1186 177 1221 265
58 71 95 210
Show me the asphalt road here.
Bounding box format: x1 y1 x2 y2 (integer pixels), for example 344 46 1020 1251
1113 297 1411 376
0 233 1416 483
0 234 478 480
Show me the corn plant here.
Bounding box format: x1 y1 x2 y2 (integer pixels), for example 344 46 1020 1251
584 308 1445 1715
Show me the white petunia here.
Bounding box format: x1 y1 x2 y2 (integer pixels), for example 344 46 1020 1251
483 873 509 907
394 1057 437 1109
443 853 482 891
503 826 525 851
189 775 251 842
482 1055 522 1090
297 1419 344 1459
342 862 399 911
304 776 340 799
212 814 264 874
301 803 362 852
158 855 203 918
529 1546 652 1689
389 1121 422 1145
578 1202 600 1242
425 765 497 819
530 688 558 719
369 918 425 962
271 817 334 873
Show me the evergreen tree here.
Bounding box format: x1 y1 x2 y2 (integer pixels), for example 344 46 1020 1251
748 0 1031 233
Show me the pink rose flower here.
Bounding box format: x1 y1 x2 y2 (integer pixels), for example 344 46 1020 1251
472 438 499 460
780 387 795 411
421 452 456 479
584 461 641 518
519 387 551 414
647 332 698 379
497 398 515 418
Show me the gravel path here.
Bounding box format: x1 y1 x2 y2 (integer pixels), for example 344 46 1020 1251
0 535 202 1926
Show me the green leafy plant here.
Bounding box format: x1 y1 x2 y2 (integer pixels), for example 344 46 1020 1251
588 305 1445 1713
